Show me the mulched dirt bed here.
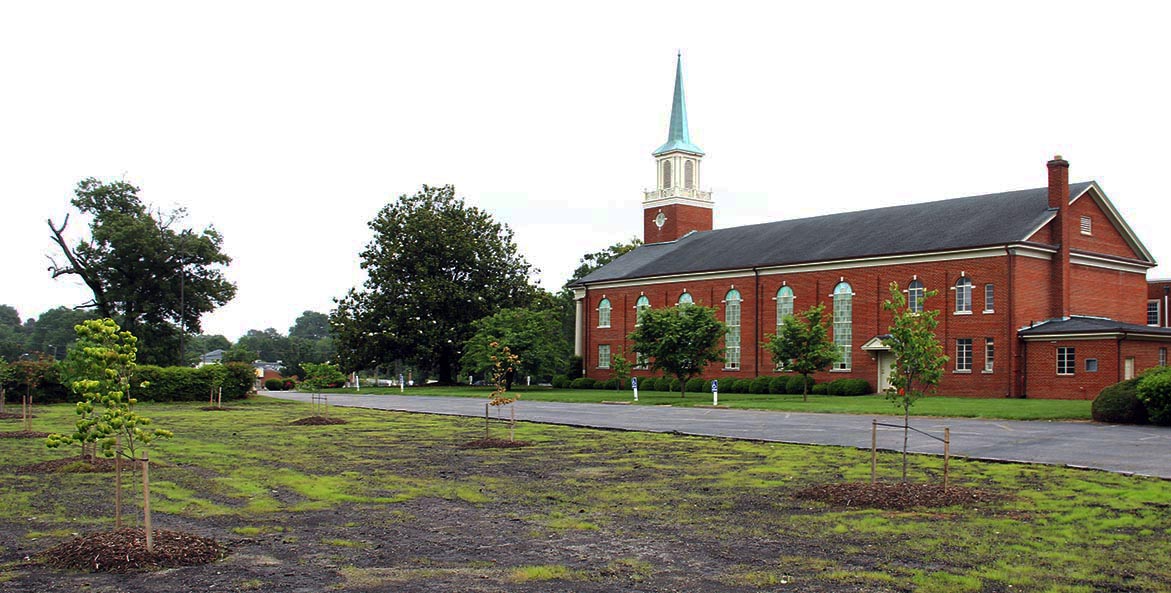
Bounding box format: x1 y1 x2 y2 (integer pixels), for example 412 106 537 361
38 528 226 573
459 437 534 449
0 430 51 439
16 456 121 474
200 406 239 411
290 416 348 425
0 411 30 419
795 482 1000 510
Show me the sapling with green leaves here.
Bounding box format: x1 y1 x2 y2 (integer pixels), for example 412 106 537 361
47 318 173 537
763 304 839 402
628 304 724 398
486 341 521 440
609 345 632 392
882 282 948 482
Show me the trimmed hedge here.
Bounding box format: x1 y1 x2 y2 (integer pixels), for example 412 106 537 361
786 375 812 395
1092 378 1147 424
570 377 596 389
826 378 871 396
768 376 787 394
685 378 706 393
668 378 682 393
750 376 771 394
811 383 828 395
551 375 569 389
264 378 285 391
732 379 752 394
133 363 255 402
599 378 619 390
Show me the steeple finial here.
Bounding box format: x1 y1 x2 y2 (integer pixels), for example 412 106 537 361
654 52 704 156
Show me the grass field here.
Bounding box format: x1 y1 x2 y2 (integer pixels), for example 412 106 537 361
2 397 1165 592
315 385 1093 420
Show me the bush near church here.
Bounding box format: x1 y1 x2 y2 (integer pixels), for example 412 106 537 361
826 378 872 396
1136 367 1171 426
1092 378 1147 424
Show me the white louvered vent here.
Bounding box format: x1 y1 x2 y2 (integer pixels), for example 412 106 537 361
1080 216 1092 235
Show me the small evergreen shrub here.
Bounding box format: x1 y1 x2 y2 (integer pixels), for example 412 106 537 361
1137 367 1171 426
768 376 787 394
729 379 749 393
811 383 828 395
265 378 285 391
668 378 682 393
1092 378 1147 424
685 378 706 393
571 377 595 389
714 378 735 393
786 375 811 395
750 376 771 394
599 378 619 390
829 378 871 396
551 375 569 389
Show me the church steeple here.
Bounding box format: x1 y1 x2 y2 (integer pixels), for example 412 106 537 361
654 52 704 156
643 52 712 244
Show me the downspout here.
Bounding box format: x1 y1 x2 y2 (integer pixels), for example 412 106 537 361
1163 286 1168 328
754 267 761 378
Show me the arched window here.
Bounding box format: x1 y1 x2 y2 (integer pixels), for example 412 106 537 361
776 286 795 328
833 282 853 370
597 298 611 328
908 279 925 314
635 295 650 325
724 289 742 370
677 291 693 305
662 160 672 189
955 277 972 313
684 160 695 189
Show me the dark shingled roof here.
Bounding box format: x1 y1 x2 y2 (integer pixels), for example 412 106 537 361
1018 316 1171 337
573 182 1095 285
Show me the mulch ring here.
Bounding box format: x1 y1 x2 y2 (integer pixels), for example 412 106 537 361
795 482 1000 510
459 437 534 449
290 416 348 426
38 528 226 573
200 406 239 411
0 430 50 439
15 456 122 474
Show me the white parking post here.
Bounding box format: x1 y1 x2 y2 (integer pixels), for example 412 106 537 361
711 379 719 406
632 377 639 402
400 373 405 393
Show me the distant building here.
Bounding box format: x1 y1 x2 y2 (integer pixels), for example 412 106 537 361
569 55 1171 399
196 349 225 367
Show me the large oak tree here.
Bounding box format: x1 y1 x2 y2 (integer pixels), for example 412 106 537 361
332 185 533 383
48 178 236 365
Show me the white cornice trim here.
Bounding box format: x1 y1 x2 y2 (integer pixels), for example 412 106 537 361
643 196 715 209
1021 331 1171 342
573 288 586 300
1071 182 1156 264
1070 252 1153 273
1009 245 1055 260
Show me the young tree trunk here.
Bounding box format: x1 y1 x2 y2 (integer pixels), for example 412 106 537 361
679 376 685 398
802 375 809 403
902 406 910 482
115 436 123 528
0 386 6 413
23 388 32 432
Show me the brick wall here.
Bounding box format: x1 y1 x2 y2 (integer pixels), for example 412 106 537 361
1069 265 1147 324
1068 193 1142 259
1024 338 1170 399
643 204 713 244
1148 281 1171 327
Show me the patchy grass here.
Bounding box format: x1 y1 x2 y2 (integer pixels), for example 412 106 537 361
0 397 1168 592
314 385 1092 420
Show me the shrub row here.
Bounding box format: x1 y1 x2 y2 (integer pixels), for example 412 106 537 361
264 377 297 391
553 374 871 396
132 363 255 402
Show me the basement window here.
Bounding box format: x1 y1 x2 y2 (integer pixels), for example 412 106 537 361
1080 216 1092 235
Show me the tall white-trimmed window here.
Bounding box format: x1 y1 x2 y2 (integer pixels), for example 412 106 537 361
776 286 795 327
678 291 693 305
984 284 995 312
984 338 994 373
598 344 611 369
1161 348 1167 367
1149 300 1161 326
684 160 695 189
724 289 742 370
635 295 650 325
597 298 611 328
955 277 972 313
956 339 973 372
662 161 672 188
908 279 925 313
1057 347 1075 376
833 282 853 370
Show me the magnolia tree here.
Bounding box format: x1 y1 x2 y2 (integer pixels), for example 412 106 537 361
47 318 173 542
883 282 948 481
763 304 839 402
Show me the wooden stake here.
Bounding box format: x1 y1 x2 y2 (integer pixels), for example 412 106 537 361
115 436 123 529
510 403 515 442
870 419 877 485
142 452 153 553
943 427 951 490
217 386 222 408
484 403 490 439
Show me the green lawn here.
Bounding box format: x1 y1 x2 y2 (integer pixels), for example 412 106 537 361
315 385 1092 421
1 398 1167 592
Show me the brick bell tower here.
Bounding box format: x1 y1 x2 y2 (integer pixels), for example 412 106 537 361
643 53 712 244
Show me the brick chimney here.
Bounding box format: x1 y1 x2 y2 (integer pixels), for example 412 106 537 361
1047 155 1071 318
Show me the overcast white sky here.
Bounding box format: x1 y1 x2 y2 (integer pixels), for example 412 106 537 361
2 2 1170 341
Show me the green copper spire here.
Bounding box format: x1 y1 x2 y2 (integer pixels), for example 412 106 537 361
653 52 704 156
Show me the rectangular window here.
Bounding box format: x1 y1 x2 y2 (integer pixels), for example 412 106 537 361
984 284 995 312
1085 358 1099 372
984 338 994 373
634 351 648 370
1161 348 1167 368
598 345 611 369
956 339 972 372
1080 216 1092 235
1149 300 1161 326
1057 347 1075 376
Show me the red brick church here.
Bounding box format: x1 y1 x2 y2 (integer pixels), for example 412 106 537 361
570 56 1171 399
